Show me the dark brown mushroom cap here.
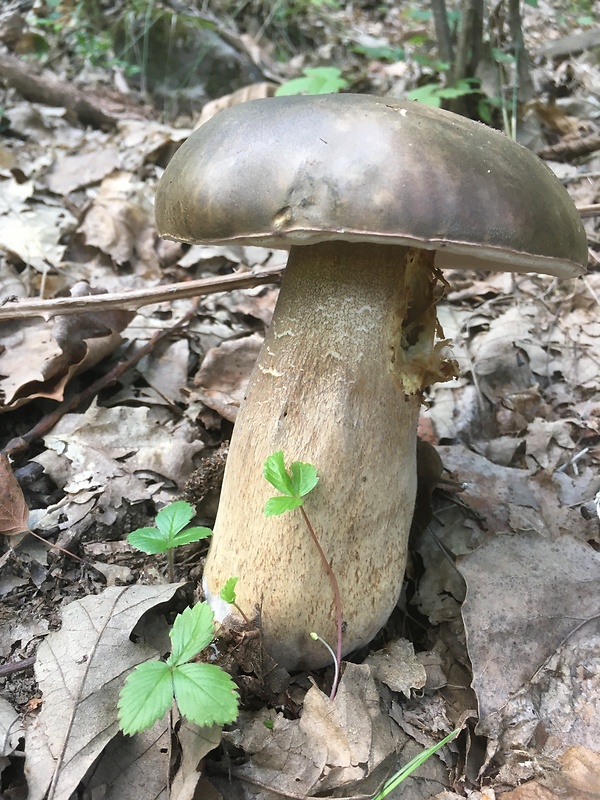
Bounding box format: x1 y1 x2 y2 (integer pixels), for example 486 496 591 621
155 94 587 278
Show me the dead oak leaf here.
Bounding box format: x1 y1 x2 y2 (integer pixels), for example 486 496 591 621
0 454 29 535
194 333 263 422
459 533 600 739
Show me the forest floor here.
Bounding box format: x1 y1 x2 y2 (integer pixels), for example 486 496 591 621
0 1 599 799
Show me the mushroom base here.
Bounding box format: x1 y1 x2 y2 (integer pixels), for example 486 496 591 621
203 241 450 670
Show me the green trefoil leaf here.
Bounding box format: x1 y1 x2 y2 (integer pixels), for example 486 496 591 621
168 602 215 667
155 500 195 537
172 662 239 727
118 660 173 736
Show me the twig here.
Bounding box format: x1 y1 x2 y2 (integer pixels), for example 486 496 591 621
0 265 284 320
578 204 600 218
536 132 600 162
0 656 35 677
0 51 148 130
1 301 201 457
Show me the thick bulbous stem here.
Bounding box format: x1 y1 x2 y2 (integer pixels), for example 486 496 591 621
203 241 442 670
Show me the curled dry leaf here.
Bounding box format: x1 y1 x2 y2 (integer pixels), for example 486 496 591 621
170 721 223 800
194 82 277 129
231 663 402 797
365 638 427 697
0 283 134 411
77 171 159 273
0 176 76 271
501 745 600 799
0 454 29 535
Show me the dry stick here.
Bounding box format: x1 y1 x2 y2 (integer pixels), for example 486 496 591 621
0 265 284 320
578 203 600 218
1 300 201 458
0 656 36 677
299 506 343 701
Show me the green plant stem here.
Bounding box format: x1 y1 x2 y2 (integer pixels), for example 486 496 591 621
299 506 342 698
310 632 340 701
233 602 251 625
167 549 174 583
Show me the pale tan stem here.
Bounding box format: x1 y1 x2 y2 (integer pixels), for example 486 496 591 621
203 242 442 670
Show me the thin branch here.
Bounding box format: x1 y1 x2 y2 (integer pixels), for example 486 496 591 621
0 265 284 320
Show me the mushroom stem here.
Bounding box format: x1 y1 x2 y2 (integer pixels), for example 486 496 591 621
203 241 448 670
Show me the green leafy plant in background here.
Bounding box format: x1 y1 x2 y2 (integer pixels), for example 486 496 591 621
127 500 212 582
118 601 239 735
26 0 140 72
275 66 349 96
352 43 405 63
264 451 343 698
406 76 481 108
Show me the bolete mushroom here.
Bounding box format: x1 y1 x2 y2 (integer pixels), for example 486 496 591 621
155 94 587 670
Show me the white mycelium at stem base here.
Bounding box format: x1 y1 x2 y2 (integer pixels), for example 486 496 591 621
203 241 452 670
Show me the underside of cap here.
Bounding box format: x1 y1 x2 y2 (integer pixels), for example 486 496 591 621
155 94 588 278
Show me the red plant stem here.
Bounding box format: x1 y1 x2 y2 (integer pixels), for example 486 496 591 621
300 505 343 699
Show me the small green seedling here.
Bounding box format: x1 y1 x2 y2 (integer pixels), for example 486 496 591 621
118 601 239 736
220 576 250 624
127 500 212 582
263 450 318 516
264 452 343 699
275 66 349 96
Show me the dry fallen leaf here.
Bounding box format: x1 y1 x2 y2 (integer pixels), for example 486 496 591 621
0 695 23 758
232 663 402 797
82 724 170 800
366 638 427 697
194 333 263 422
170 721 222 800
458 533 600 740
45 145 121 195
77 171 159 274
25 583 184 800
0 283 134 411
35 401 205 528
0 454 29 535
501 745 600 799
0 176 76 270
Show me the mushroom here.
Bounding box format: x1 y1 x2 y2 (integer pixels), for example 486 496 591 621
155 94 587 670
